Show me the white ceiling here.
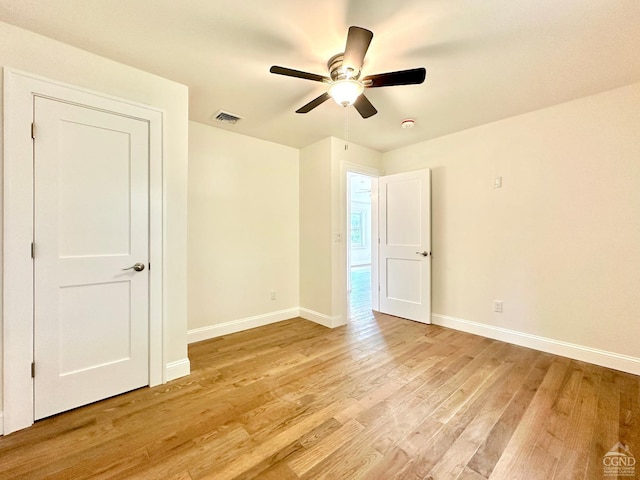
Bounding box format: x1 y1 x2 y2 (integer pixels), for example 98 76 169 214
1 0 639 152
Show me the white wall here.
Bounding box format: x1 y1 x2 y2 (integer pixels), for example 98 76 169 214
189 131 381 334
188 122 300 341
0 21 190 419
383 82 640 372
299 138 334 322
299 138 382 326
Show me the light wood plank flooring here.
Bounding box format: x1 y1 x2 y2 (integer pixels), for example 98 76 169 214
0 310 638 479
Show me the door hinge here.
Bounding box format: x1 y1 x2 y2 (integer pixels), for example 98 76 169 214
31 242 35 259
31 123 36 139
31 362 35 378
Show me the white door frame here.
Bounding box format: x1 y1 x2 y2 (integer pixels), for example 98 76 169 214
342 162 381 317
3 68 165 434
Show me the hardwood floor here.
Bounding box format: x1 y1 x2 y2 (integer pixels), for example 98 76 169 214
0 308 638 479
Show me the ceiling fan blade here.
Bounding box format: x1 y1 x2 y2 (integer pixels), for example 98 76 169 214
296 92 331 113
270 66 329 83
363 67 426 88
343 26 373 73
353 94 377 119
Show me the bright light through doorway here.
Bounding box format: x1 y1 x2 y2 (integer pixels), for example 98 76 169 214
348 173 373 321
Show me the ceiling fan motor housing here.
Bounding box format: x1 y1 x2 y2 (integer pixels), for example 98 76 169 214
328 54 360 81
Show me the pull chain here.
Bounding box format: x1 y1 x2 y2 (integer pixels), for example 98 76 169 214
344 107 349 150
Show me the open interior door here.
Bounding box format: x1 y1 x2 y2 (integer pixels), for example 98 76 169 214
378 169 431 323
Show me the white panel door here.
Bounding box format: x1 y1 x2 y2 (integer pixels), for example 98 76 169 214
379 169 431 323
34 96 150 419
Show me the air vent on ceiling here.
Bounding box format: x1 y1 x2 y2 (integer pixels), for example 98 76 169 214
210 110 243 125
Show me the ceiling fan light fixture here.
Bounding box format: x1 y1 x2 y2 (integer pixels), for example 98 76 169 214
328 79 364 107
270 26 425 118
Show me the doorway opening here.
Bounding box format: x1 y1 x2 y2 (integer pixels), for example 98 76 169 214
347 172 374 321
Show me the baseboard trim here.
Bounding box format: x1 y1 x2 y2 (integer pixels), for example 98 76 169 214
299 308 345 329
0 412 3 436
187 308 300 344
165 358 191 382
432 313 640 375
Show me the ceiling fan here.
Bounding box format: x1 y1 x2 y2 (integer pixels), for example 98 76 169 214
270 26 426 119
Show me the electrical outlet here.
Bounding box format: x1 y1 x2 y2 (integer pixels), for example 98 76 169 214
494 301 503 313
494 176 502 188
270 290 276 301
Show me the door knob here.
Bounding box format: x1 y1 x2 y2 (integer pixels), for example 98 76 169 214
123 262 145 272
416 251 429 257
